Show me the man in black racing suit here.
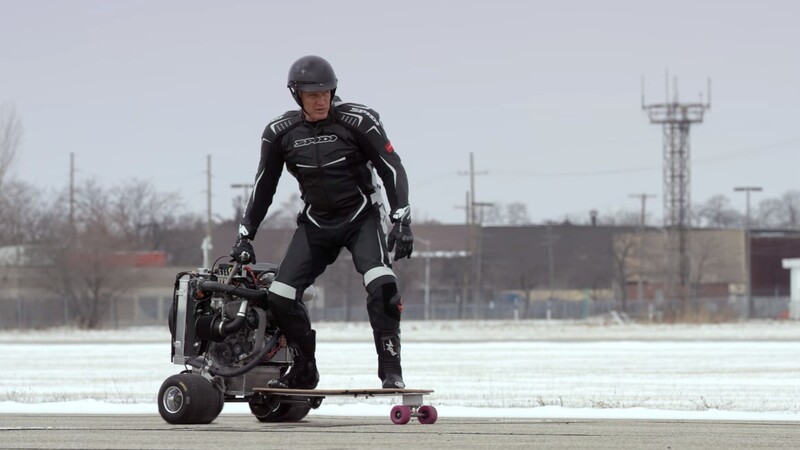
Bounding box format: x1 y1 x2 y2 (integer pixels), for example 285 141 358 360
229 55 413 390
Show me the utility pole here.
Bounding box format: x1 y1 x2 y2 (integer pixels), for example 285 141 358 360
416 237 432 320
454 191 470 225
642 73 710 315
629 193 656 302
202 155 213 268
230 183 254 220
541 224 560 319
472 200 494 319
458 153 489 318
457 152 489 226
453 191 470 319
734 186 762 319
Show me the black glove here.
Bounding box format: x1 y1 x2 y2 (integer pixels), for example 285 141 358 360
388 222 413 260
230 237 256 264
388 206 413 261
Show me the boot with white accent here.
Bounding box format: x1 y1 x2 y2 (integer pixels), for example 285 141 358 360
374 331 405 389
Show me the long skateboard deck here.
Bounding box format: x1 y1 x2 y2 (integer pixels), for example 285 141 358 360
251 387 438 424
253 387 433 397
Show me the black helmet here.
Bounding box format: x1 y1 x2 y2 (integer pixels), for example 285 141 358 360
287 55 337 106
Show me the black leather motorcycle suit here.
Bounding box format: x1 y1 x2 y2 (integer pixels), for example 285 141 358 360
237 101 410 345
240 101 408 236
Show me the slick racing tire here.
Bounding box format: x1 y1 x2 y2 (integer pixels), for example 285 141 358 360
158 374 221 424
249 394 312 422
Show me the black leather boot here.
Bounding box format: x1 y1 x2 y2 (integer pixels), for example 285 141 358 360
374 330 405 389
268 330 319 389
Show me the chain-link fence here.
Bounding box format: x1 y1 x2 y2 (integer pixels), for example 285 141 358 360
0 293 791 330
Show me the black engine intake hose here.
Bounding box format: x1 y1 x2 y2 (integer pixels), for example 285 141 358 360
196 280 269 302
194 280 268 342
208 331 282 377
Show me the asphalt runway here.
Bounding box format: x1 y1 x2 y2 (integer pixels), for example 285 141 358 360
1 414 799 449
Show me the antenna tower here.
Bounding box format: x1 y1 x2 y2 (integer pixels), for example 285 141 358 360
642 72 711 313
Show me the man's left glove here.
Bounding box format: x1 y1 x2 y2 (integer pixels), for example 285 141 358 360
230 237 256 264
388 206 413 261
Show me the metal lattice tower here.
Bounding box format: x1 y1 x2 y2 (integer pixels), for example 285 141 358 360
642 75 710 311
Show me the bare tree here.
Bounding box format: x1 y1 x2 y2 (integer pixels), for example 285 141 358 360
611 232 637 311
41 180 136 328
690 232 720 295
744 190 800 230
108 178 180 249
757 197 784 228
46 233 134 329
506 202 531 225
483 204 505 225
777 191 800 228
0 180 37 245
482 202 530 225
0 174 217 327
600 209 641 226
0 181 66 246
693 195 740 228
0 103 23 189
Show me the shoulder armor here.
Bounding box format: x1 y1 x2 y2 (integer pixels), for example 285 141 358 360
263 110 302 140
335 102 383 131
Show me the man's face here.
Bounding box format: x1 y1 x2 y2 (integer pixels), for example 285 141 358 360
298 90 331 122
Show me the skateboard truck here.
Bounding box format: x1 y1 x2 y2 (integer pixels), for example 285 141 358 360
390 392 438 425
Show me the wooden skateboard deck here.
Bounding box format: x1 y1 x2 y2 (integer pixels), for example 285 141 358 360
253 387 433 397
252 387 437 424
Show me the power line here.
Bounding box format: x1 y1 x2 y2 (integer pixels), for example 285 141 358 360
486 137 800 178
411 137 799 187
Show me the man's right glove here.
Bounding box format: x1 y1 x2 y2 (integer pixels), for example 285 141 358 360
230 237 256 264
388 206 413 261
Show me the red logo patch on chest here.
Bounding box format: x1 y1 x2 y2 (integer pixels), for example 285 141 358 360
384 141 394 153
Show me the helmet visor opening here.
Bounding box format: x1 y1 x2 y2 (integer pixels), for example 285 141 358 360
290 80 337 93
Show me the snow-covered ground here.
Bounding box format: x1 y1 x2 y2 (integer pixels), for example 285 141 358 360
1 319 799 421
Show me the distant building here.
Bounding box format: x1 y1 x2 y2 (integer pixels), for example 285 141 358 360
2 223 798 328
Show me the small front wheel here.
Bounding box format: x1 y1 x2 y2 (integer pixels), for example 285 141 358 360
390 405 411 425
158 374 220 424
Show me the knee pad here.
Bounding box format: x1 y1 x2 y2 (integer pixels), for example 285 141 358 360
367 283 402 332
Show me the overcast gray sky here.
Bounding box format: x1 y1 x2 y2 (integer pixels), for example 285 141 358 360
2 0 798 225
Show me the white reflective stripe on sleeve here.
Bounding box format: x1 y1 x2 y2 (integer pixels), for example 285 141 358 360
268 281 297 301
364 266 396 287
379 155 398 187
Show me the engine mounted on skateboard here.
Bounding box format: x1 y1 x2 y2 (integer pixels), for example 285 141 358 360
158 261 315 424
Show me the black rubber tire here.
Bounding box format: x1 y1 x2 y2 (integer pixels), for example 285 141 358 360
274 403 312 422
249 398 282 422
157 374 220 424
249 396 311 422
210 382 225 420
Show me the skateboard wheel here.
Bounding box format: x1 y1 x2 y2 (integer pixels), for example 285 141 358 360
417 405 438 424
390 405 411 425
